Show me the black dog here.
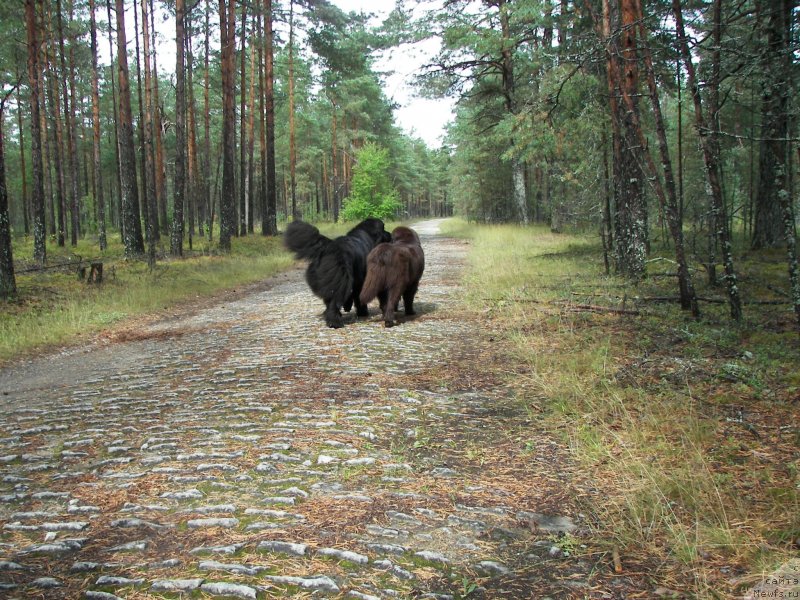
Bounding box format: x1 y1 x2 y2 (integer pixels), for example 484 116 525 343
359 226 425 327
284 218 391 328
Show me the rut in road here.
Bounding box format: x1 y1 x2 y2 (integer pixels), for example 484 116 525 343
0 219 602 599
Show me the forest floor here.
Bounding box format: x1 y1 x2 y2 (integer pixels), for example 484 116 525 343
0 219 659 599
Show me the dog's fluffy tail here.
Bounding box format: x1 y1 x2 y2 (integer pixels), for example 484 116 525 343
359 246 391 305
284 220 330 260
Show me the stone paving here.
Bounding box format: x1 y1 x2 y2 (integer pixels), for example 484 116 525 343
0 220 596 599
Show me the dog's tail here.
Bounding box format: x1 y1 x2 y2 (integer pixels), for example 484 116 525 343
359 246 391 305
284 220 330 260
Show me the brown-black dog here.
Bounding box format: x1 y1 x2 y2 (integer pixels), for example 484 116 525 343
359 226 425 327
284 218 391 328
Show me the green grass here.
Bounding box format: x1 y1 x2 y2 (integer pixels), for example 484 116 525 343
0 232 295 364
446 218 800 598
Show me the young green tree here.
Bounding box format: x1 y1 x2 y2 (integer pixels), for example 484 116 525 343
341 142 401 221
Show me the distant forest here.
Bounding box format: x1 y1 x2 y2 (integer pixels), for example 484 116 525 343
0 0 798 324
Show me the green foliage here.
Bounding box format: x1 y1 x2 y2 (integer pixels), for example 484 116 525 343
341 143 402 221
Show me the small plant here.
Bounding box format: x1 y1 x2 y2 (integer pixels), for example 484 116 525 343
458 576 479 597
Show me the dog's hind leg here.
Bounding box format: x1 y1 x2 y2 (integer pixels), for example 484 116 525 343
383 289 402 327
402 283 419 316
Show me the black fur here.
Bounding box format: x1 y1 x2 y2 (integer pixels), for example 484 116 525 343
284 218 391 328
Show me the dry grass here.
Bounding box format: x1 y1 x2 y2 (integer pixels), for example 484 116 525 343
445 219 800 599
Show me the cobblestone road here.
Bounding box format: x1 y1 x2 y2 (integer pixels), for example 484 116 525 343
0 220 596 599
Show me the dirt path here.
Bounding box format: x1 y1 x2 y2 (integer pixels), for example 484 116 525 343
0 220 626 599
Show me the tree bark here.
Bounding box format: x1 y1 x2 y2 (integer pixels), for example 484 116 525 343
635 1 698 316
150 0 168 237
498 0 529 225
89 0 107 250
172 0 186 257
263 0 277 234
45 4 67 248
16 89 29 236
140 0 160 249
186 14 199 245
247 21 256 234
288 0 298 219
26 0 46 265
239 1 248 235
600 0 648 280
257 0 267 234
115 0 146 258
105 0 123 236
204 0 212 239
331 98 339 223
56 0 79 246
218 0 237 251
752 0 792 250
673 0 742 320
0 96 17 297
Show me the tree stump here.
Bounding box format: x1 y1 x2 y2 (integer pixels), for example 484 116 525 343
87 262 103 284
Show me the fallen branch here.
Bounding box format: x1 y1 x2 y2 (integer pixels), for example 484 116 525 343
564 303 640 316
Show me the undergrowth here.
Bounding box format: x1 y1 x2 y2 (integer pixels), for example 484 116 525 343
442 218 800 598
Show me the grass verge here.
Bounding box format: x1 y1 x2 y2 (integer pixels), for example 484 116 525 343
0 233 295 364
442 218 800 598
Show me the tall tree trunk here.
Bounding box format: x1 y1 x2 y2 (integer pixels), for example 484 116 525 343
186 14 199 245
16 87 30 236
239 1 248 236
68 2 82 240
264 0 277 234
115 0 145 258
601 0 647 280
288 0 297 219
218 0 237 250
25 0 47 265
172 0 186 256
40 73 55 237
331 98 338 223
42 6 67 247
257 0 267 234
635 1 698 316
247 21 256 234
498 0 529 225
105 0 123 237
673 0 742 320
56 0 79 246
204 0 212 240
0 96 17 297
150 0 167 236
45 10 67 248
752 0 792 249
132 0 152 254
140 0 159 249
89 0 106 250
